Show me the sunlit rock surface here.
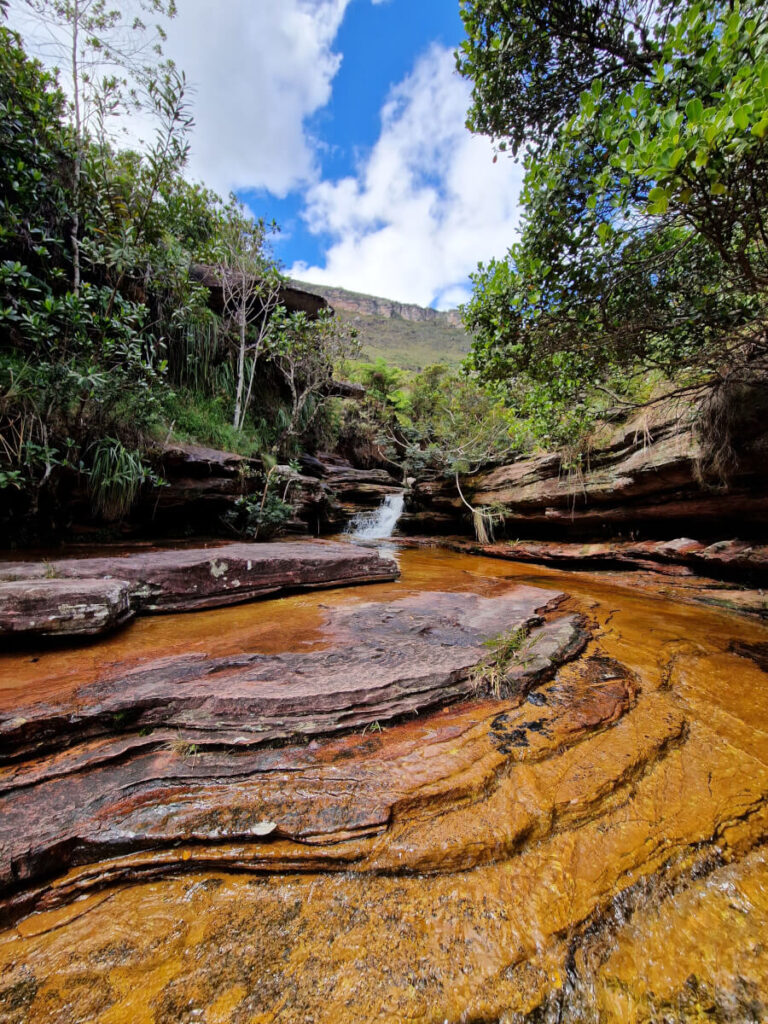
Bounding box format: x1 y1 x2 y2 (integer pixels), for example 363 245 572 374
403 406 768 539
0 546 766 1022
0 587 585 913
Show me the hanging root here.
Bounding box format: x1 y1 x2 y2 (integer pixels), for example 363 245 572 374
472 508 492 544
455 470 500 542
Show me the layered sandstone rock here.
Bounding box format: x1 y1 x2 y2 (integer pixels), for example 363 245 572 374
0 578 134 637
1 548 767 1024
299 451 403 521
137 442 339 536
0 540 399 624
397 535 768 617
404 408 768 540
1 546 767 1022
0 586 584 914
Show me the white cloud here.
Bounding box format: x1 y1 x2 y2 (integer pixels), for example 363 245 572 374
8 0 353 199
161 0 351 197
8 4 521 306
290 45 523 309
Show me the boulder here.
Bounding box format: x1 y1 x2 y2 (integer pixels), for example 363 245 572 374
0 578 134 637
0 540 399 617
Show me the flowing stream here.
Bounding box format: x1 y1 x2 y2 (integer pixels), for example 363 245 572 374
0 544 766 1023
344 492 405 539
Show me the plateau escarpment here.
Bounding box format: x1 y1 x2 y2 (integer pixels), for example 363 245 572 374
292 280 471 369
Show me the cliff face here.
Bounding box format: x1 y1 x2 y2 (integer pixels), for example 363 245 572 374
290 281 463 327
290 281 470 370
403 405 768 542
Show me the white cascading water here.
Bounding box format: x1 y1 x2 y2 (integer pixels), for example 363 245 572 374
345 493 405 540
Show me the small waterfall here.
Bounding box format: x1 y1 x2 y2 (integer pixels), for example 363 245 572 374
345 493 405 540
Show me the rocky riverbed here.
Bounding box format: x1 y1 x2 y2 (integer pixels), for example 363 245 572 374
0 544 766 1022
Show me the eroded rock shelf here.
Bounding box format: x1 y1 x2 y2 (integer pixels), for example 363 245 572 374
0 540 399 636
0 545 766 1023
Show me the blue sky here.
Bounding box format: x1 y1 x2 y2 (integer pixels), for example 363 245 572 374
9 0 523 308
242 0 467 278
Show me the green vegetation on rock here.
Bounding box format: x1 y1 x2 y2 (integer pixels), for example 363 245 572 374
293 281 471 370
0 8 356 541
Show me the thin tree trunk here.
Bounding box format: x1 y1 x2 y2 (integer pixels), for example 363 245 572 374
233 314 246 429
70 0 82 295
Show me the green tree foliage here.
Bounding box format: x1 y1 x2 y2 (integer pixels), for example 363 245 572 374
347 363 515 479
0 22 69 270
458 0 669 158
266 308 360 455
459 0 768 426
0 13 356 540
22 0 179 292
214 203 283 431
0 11 196 533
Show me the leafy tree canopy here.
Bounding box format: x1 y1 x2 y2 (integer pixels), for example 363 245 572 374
459 0 768 429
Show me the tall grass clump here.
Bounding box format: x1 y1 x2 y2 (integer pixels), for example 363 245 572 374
87 438 156 521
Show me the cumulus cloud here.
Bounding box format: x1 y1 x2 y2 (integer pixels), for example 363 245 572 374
161 0 351 196
8 3 522 306
8 0 353 199
290 45 523 309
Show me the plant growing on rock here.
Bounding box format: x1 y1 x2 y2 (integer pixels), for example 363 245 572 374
87 436 162 521
471 625 534 698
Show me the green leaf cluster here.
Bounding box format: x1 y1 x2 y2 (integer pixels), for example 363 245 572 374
459 0 768 420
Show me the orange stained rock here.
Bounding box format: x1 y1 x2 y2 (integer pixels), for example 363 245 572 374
0 546 767 1022
587 845 768 1021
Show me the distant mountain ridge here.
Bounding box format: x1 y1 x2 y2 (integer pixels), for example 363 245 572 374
291 281 463 328
290 281 470 371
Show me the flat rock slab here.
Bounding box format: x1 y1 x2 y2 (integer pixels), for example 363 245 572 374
0 586 588 906
0 578 134 637
0 540 399 617
0 588 584 764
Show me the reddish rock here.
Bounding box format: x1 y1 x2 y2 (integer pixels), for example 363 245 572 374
160 441 254 479
0 540 399 616
299 452 403 519
0 578 134 637
0 588 582 762
405 409 768 540
0 586 588 907
397 535 768 588
190 265 329 318
119 441 336 537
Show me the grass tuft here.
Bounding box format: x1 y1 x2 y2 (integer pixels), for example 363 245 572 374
471 625 538 698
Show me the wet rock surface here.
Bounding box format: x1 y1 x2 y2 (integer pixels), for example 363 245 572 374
0 578 134 637
0 587 586 910
299 451 403 524
0 540 398 618
0 588 578 761
400 534 768 617
0 546 766 1023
